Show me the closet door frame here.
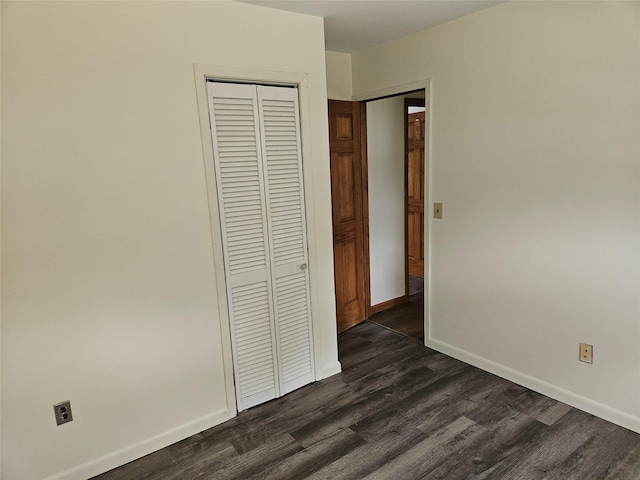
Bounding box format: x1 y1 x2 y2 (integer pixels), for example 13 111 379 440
193 64 326 419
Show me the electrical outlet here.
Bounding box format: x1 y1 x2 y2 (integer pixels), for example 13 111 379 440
54 401 73 426
579 343 593 364
434 202 443 219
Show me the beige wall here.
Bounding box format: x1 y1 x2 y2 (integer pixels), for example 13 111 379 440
353 1 640 430
367 94 426 306
367 96 406 305
1 1 337 479
325 51 352 100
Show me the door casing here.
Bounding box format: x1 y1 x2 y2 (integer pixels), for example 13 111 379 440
194 64 340 421
351 79 431 343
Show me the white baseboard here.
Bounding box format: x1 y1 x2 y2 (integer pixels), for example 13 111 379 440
44 408 234 480
427 337 640 434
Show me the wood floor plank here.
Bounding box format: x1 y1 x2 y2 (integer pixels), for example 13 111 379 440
420 350 469 373
337 334 376 368
423 412 548 479
199 432 302 480
261 361 433 447
474 408 609 479
337 340 427 384
541 419 639 479
603 443 640 479
397 367 503 431
290 364 441 447
307 419 430 480
227 379 352 453
248 428 366 480
535 401 573 426
362 416 485 480
348 377 464 440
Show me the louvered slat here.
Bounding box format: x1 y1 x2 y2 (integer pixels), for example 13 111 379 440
276 272 313 386
231 281 276 401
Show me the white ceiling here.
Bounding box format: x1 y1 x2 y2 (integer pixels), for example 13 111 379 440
237 0 504 53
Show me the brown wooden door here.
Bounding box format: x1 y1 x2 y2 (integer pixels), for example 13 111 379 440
328 100 368 333
407 110 425 278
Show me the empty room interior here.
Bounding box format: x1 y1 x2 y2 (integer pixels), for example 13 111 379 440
2 1 640 479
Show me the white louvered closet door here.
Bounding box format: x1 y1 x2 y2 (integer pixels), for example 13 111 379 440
207 82 314 411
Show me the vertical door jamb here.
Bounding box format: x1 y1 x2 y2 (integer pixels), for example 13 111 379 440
359 102 372 319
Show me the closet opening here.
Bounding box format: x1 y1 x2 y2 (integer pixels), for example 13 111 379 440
206 81 315 411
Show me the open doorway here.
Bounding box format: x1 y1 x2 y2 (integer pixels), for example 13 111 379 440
328 85 429 342
366 91 426 342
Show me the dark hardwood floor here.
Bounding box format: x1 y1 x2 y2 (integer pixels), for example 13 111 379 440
94 320 640 479
408 275 424 297
370 289 424 342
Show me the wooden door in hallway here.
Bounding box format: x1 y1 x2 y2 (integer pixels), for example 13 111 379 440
328 100 369 333
407 108 425 278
